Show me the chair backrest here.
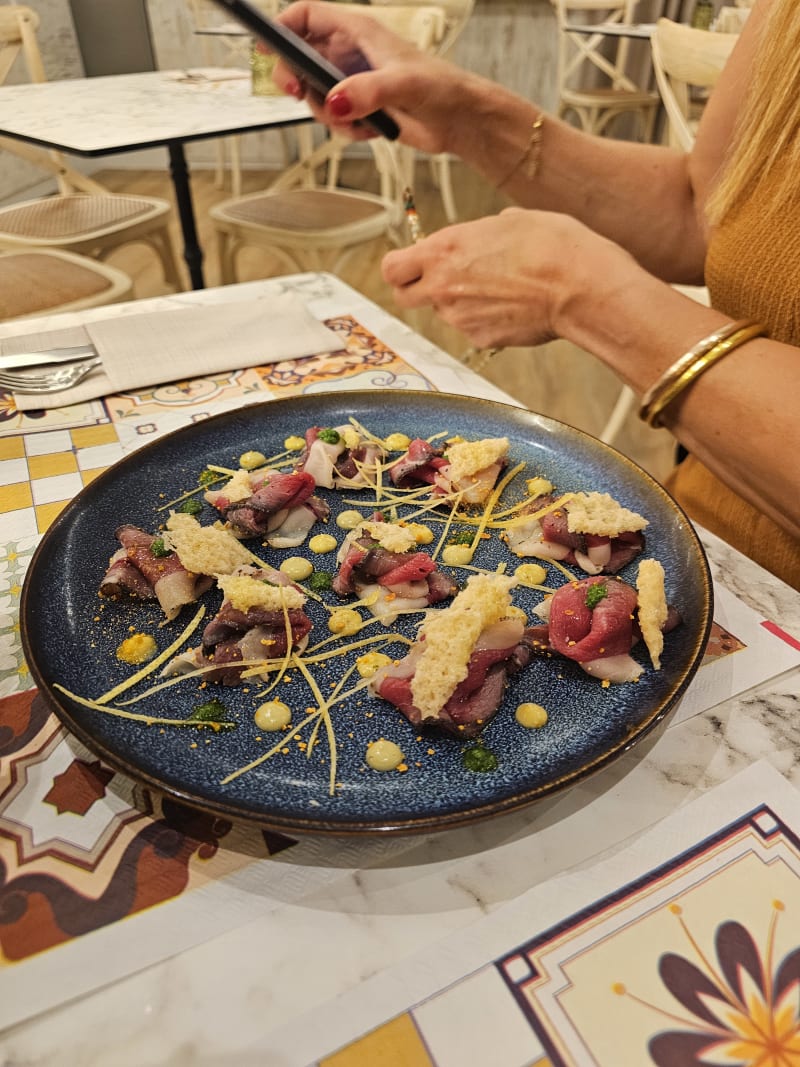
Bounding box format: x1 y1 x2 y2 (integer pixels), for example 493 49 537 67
335 3 448 54
651 18 738 151
0 5 44 85
551 0 642 95
368 0 473 56
0 5 110 195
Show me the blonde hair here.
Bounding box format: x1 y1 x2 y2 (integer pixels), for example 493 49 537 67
706 0 800 224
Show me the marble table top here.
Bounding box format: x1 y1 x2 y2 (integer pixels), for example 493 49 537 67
0 69 311 155
0 273 797 1066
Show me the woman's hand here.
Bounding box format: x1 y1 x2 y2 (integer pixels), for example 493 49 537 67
382 208 636 349
274 0 477 153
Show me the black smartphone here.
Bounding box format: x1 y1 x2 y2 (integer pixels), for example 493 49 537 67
211 0 400 140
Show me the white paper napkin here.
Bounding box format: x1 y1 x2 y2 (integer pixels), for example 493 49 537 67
4 295 342 411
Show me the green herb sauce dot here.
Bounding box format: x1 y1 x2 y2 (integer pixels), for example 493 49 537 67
178 498 203 515
585 582 609 609
190 698 230 722
307 571 333 592
462 746 499 772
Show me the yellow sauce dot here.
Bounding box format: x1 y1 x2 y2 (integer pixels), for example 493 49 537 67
514 563 548 588
239 450 267 470
526 476 554 498
254 700 292 732
284 435 306 451
366 738 405 771
279 556 314 581
356 651 392 679
516 702 548 728
116 633 157 665
328 609 362 636
441 544 474 567
404 522 433 545
384 432 411 451
308 533 338 554
336 510 364 531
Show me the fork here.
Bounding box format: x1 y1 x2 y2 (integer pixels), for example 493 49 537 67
0 356 102 394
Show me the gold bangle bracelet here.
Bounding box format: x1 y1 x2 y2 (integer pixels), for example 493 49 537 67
640 321 766 428
638 318 758 424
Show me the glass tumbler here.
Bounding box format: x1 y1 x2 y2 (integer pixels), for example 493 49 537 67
250 43 279 96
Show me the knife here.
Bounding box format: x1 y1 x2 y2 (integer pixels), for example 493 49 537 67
0 344 98 370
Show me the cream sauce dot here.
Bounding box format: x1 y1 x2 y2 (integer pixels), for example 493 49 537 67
279 556 314 581
336 510 364 531
116 633 157 664
516 702 548 728
384 432 411 451
366 738 404 771
405 522 433 545
254 700 292 731
308 533 338 554
441 544 474 567
239 450 267 470
356 651 392 678
284 435 305 451
526 477 553 497
328 609 362 636
514 563 548 588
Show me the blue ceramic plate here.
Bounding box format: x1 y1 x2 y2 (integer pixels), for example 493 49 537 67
21 392 712 835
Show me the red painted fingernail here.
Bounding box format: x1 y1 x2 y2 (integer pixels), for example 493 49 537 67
327 91 352 117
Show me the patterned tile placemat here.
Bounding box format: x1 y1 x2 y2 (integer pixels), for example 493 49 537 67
260 761 800 1067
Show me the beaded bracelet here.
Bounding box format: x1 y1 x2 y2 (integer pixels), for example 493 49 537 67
639 319 766 428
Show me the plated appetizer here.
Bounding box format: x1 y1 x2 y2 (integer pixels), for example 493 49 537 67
527 559 677 683
99 522 214 622
389 436 509 504
369 572 534 737
334 516 458 623
205 468 329 548
85 413 688 805
504 491 648 574
298 423 386 489
165 566 312 685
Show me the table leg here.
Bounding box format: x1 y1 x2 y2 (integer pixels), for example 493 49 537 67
167 140 205 290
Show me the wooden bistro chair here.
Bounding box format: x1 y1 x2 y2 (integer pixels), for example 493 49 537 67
210 133 404 280
210 5 448 282
369 0 476 221
0 249 132 321
0 6 183 292
551 0 659 141
651 17 738 152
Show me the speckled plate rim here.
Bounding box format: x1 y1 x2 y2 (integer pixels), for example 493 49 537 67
20 391 714 836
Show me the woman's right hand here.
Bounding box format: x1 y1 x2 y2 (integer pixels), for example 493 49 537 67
273 0 473 153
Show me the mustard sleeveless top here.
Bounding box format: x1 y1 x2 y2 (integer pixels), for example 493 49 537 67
664 163 800 591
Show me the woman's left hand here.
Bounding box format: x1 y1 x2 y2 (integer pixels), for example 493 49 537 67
382 207 631 349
